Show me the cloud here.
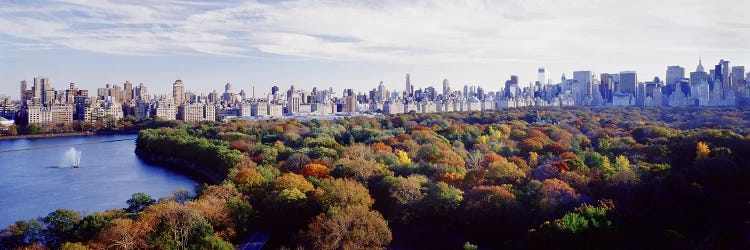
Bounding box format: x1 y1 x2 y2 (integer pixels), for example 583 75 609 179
0 0 748 64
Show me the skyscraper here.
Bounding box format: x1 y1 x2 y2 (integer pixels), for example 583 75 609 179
442 79 450 97
20 80 27 103
666 66 685 86
223 82 234 102
619 71 637 94
538 67 546 85
405 74 412 97
731 66 745 87
599 73 614 103
136 83 148 101
689 59 708 98
173 80 185 105
123 81 133 103
287 85 300 113
714 60 730 95
377 81 387 102
504 75 518 98
573 71 593 102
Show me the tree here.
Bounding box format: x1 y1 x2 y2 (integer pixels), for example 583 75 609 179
313 178 374 210
396 150 412 165
539 179 580 215
613 155 630 171
194 235 234 250
95 219 149 250
301 206 392 250
487 161 526 184
43 209 81 247
126 192 155 213
7 124 18 136
74 212 110 241
415 182 464 218
371 142 392 153
332 158 388 183
140 202 214 249
172 188 192 204
529 152 540 167
60 242 88 250
27 123 44 134
696 141 710 160
232 167 267 195
272 173 314 193
282 153 311 173
0 218 45 248
300 163 331 179
464 185 519 226
463 242 479 250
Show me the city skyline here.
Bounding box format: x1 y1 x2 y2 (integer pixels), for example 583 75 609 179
2 0 750 97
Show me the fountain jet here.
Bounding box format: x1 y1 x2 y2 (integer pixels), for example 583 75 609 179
66 147 81 168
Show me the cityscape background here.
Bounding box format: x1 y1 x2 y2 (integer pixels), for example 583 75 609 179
1 0 750 97
1 57 748 128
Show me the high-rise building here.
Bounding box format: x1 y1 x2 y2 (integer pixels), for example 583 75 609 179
287 85 301 113
223 82 234 103
666 66 685 86
538 67 546 85
442 79 451 97
504 75 518 98
377 81 387 102
619 71 637 94
405 74 412 96
123 81 133 103
600 73 614 103
573 71 593 102
173 80 185 105
32 76 52 106
714 60 730 96
690 59 708 97
20 80 27 103
731 66 745 87
135 83 149 101
343 89 356 113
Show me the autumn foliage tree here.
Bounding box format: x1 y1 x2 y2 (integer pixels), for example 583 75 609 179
300 163 331 179
301 206 392 250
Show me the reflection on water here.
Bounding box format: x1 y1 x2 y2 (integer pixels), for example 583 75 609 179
0 134 198 227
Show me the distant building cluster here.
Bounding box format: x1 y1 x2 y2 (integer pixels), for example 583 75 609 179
1 58 749 125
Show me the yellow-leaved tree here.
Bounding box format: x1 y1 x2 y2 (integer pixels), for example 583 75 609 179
396 150 412 165
696 141 710 160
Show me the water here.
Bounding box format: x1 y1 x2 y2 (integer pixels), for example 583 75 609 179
0 134 198 227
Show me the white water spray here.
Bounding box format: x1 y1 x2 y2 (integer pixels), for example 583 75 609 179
66 147 82 167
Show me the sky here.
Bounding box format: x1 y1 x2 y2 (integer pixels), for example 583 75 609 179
1 0 749 99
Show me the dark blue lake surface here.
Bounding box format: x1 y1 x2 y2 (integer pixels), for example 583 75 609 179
0 134 198 227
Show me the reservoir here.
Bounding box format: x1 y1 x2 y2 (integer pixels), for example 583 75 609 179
0 134 198 227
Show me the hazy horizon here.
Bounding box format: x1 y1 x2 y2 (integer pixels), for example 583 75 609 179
1 0 748 98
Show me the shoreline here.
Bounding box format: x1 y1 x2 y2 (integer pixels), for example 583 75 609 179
137 153 222 185
0 131 138 140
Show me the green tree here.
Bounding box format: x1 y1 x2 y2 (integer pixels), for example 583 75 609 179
0 218 45 247
192 235 234 250
415 182 464 218
463 242 479 250
60 242 88 250
43 209 82 247
126 192 155 213
27 123 43 134
74 212 110 241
